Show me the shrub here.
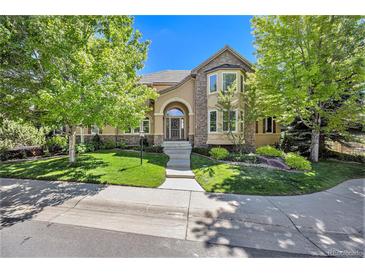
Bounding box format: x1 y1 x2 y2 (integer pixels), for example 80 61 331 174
76 144 87 154
144 145 163 153
102 139 116 149
192 147 210 156
91 134 103 150
209 147 229 160
256 145 284 157
76 143 95 154
323 150 365 163
116 141 127 149
284 153 312 170
0 146 44 161
0 118 47 151
45 135 68 154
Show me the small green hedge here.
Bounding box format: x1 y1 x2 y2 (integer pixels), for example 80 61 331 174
192 147 210 156
209 147 229 160
45 135 68 153
256 145 283 157
284 153 312 170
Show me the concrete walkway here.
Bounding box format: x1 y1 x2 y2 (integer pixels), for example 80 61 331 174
159 141 204 191
1 177 364 257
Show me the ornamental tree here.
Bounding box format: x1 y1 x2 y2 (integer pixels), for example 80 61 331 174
252 16 365 162
0 16 158 163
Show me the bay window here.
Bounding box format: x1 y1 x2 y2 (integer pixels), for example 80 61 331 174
223 110 237 132
222 72 237 92
209 110 217 132
208 74 217 93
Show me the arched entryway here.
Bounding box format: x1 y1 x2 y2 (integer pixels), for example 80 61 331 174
163 102 189 141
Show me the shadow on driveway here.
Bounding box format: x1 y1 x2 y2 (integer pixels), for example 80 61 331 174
0 178 105 228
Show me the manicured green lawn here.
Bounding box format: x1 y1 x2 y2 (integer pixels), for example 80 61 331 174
192 154 365 195
0 150 169 187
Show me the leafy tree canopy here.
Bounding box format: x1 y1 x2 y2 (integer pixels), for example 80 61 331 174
0 16 158 162
252 16 365 161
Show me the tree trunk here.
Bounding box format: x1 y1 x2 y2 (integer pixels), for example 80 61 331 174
310 129 320 162
68 126 76 164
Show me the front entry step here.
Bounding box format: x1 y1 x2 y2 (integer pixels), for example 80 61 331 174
166 168 195 179
167 159 190 169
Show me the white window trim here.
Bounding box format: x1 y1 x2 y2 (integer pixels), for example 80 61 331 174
208 110 218 133
124 118 151 135
222 71 238 93
222 110 238 133
240 73 245 93
207 73 218 94
142 118 150 134
239 110 244 132
264 117 274 134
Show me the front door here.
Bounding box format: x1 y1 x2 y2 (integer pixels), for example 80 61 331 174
170 118 181 140
165 117 184 140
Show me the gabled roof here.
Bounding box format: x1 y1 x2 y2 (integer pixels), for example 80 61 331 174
191 45 253 74
204 64 247 73
140 45 253 93
140 70 191 85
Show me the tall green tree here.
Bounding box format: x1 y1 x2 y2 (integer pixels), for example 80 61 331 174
252 16 365 162
0 16 157 163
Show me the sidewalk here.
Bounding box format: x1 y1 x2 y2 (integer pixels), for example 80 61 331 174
1 177 364 257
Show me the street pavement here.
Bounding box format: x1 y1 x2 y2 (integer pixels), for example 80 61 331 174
1 177 364 257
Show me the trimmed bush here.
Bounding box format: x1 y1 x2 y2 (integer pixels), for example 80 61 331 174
45 135 68 154
284 153 312 170
192 147 210 156
91 134 103 150
0 146 44 161
76 143 95 154
323 150 365 163
144 145 163 153
209 147 229 160
256 145 284 157
102 139 116 149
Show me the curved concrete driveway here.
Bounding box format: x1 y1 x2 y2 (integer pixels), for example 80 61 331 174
1 177 364 257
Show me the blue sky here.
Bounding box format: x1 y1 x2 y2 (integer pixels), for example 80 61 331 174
134 16 254 74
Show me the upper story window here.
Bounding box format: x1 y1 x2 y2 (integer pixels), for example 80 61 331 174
222 72 237 92
208 74 217 93
208 110 217 133
240 74 244 92
223 110 237 132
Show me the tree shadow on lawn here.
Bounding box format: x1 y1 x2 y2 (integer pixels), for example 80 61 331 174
111 150 168 168
0 155 108 183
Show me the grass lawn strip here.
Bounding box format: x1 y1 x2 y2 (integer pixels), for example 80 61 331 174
192 154 365 195
0 150 168 188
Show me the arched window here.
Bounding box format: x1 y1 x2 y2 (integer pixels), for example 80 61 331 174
166 108 184 117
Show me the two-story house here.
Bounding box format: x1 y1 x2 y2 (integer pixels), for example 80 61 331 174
76 45 281 149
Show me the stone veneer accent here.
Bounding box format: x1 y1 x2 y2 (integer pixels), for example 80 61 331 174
77 135 154 146
153 135 164 145
194 51 252 147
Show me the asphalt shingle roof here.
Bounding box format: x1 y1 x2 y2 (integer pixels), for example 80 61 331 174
140 70 191 84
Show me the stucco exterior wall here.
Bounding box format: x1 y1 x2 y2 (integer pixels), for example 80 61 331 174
255 119 281 147
153 78 195 140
